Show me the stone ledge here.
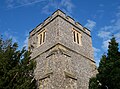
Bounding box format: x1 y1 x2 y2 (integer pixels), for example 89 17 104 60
39 71 53 80
64 71 77 80
31 43 96 64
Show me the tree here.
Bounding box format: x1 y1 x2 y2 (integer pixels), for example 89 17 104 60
0 37 37 89
97 55 108 88
107 37 119 61
89 36 120 89
105 37 120 89
89 77 100 89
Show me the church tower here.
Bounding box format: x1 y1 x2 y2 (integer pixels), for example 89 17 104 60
28 9 97 89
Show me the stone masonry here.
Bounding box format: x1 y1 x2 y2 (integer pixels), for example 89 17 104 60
28 9 97 89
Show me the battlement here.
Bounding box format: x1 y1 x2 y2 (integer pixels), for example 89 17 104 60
29 9 91 37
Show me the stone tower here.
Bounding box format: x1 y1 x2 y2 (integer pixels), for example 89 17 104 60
28 9 97 89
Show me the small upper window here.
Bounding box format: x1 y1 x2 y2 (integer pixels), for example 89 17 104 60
40 34 42 45
73 28 82 46
73 31 76 42
37 30 46 47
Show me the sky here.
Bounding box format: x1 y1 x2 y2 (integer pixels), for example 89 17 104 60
0 0 120 66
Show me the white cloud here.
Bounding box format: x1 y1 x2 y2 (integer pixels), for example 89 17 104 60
4 29 18 43
42 0 58 15
115 32 120 45
102 40 110 50
93 47 100 57
118 6 120 10
6 0 74 16
98 31 113 51
3 29 29 50
99 4 104 7
96 59 100 67
60 0 74 14
110 19 115 23
98 31 111 39
0 19 1 29
85 19 96 30
93 47 100 52
115 33 120 39
116 12 120 17
98 6 120 51
23 29 32 49
93 47 101 66
23 36 28 48
42 0 74 15
6 0 46 9
100 26 113 31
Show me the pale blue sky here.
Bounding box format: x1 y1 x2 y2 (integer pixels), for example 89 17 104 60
0 0 120 66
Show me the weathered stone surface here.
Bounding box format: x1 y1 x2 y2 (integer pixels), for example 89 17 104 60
28 9 97 89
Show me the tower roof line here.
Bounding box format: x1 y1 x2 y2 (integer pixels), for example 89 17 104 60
29 9 91 38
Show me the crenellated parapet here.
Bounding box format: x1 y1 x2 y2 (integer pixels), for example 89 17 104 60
29 9 91 38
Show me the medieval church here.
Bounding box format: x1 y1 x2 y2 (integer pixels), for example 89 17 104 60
28 9 97 89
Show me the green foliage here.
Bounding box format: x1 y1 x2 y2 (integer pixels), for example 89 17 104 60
107 37 119 61
89 77 100 89
0 37 36 89
89 36 120 89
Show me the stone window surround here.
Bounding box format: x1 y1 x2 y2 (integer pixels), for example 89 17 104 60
72 28 82 46
37 29 46 47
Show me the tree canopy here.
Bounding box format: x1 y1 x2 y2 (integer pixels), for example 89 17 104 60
89 37 120 89
0 37 37 89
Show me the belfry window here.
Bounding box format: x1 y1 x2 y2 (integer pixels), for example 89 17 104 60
37 30 46 47
73 28 82 45
77 33 79 44
73 31 76 42
40 34 42 45
43 31 45 43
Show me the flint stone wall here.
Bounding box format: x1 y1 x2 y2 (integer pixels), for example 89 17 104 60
28 10 97 89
